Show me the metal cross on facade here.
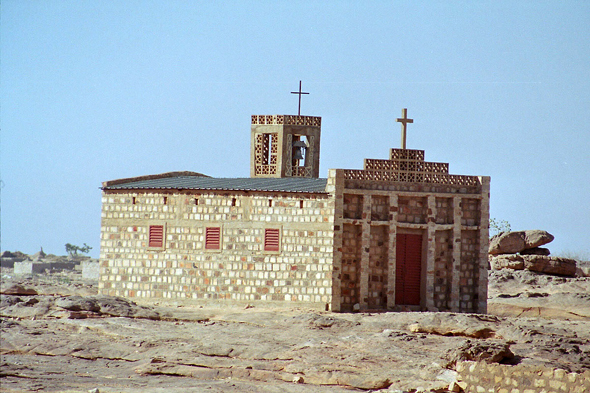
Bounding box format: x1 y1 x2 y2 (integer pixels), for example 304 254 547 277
396 108 414 149
291 80 309 116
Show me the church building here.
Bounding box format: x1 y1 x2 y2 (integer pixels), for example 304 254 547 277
99 103 490 313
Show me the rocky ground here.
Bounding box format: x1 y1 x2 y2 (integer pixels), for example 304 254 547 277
1 256 590 392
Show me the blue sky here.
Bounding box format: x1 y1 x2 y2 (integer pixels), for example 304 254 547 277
2 1 589 258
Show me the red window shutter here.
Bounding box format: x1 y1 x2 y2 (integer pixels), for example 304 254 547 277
264 228 280 252
149 225 164 248
205 227 221 250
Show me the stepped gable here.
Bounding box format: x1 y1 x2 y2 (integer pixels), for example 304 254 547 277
342 148 480 187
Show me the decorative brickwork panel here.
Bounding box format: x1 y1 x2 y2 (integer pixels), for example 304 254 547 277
398 196 427 224
395 233 422 306
343 194 363 219
370 195 389 221
365 159 449 174
460 230 479 312
434 230 453 310
461 199 481 226
343 170 479 187
251 115 321 127
368 225 388 309
389 149 425 161
342 179 481 195
435 198 454 225
254 133 278 175
340 224 362 311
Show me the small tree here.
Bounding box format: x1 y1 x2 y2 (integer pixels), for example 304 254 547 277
65 243 92 257
489 218 511 238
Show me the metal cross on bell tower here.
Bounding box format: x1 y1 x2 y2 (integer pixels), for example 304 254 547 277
290 80 309 116
396 108 414 149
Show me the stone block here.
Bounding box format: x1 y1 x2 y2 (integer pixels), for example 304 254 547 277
82 260 100 280
13 261 33 275
534 378 546 387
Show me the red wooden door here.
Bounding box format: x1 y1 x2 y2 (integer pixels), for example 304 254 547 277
395 234 422 306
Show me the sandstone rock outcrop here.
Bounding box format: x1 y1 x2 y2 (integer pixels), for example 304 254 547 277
2 264 590 392
488 231 578 277
489 230 554 255
490 254 577 277
407 313 500 338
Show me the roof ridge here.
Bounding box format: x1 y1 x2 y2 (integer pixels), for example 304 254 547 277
101 176 328 193
102 171 210 187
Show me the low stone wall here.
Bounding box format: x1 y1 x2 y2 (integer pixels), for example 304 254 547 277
13 261 80 275
456 361 590 393
1 257 27 268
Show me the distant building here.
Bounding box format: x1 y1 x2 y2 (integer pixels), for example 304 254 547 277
99 110 489 313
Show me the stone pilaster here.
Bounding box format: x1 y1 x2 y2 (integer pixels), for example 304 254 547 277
330 169 344 312
359 194 371 310
387 194 398 308
451 196 462 312
477 176 491 314
425 195 437 310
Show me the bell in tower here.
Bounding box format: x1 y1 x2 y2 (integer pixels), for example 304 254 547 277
292 139 306 162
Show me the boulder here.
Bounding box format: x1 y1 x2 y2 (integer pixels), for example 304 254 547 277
444 339 514 368
489 232 525 255
524 230 554 249
489 230 553 255
1 284 38 296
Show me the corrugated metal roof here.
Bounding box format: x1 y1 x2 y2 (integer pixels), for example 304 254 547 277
102 176 329 193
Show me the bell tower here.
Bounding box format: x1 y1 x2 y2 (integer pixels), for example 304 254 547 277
250 115 321 178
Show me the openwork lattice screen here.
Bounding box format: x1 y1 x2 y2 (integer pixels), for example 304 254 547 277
254 133 278 175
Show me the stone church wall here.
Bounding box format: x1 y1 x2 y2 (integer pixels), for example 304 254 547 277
99 191 335 307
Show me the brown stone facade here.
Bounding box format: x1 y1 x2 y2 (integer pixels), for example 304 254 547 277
329 148 490 313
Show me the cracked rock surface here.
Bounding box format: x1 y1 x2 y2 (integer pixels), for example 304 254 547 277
1 271 589 392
